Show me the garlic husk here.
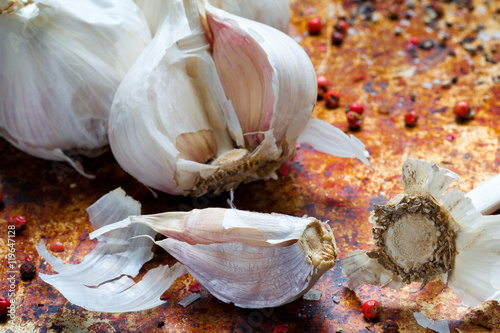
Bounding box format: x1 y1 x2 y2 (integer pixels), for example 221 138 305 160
134 0 290 35
0 0 151 176
36 188 187 312
90 192 338 308
342 158 500 306
466 174 500 215
110 0 368 196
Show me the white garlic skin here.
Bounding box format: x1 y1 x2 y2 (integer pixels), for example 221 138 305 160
134 0 290 35
0 0 151 173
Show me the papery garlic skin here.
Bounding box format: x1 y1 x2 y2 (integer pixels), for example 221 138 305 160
134 0 290 35
206 0 290 33
36 188 187 312
0 0 150 175
91 202 338 308
342 158 500 306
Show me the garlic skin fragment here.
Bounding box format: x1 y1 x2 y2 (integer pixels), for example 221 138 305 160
134 0 290 35
36 188 187 312
0 0 151 176
342 158 500 306
91 199 338 308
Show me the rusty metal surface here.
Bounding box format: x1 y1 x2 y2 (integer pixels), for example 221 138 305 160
1 0 500 332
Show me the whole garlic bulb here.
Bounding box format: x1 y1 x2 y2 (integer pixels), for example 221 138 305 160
0 0 151 175
110 0 368 196
134 0 290 35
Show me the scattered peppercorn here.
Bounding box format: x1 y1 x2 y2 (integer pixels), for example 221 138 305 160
362 300 381 320
0 298 11 317
404 111 418 127
307 18 323 36
317 75 329 100
274 324 289 333
347 111 362 130
157 321 165 328
50 241 65 252
20 260 37 281
324 90 340 109
335 20 349 34
331 31 345 46
349 103 364 115
453 101 474 119
8 215 26 231
189 282 200 293
409 36 419 46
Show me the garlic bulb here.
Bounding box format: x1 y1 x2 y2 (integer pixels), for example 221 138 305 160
0 0 151 175
342 158 500 306
36 188 187 312
134 0 290 35
110 0 368 196
37 188 336 310
90 191 338 308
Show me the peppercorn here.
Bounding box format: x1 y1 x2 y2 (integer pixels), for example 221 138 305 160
307 18 323 36
335 20 349 34
453 101 474 119
0 298 10 317
362 299 381 320
50 241 65 252
324 90 340 109
317 75 329 100
404 111 418 127
347 111 362 130
20 261 37 281
332 31 345 46
349 103 364 115
8 215 26 231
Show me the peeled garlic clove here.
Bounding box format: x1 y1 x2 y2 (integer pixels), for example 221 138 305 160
134 0 290 35
36 188 187 312
90 193 338 308
343 158 500 306
0 0 151 175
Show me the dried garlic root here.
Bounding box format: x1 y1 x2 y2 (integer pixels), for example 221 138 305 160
343 158 500 306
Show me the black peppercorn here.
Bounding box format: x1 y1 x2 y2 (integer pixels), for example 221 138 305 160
20 261 37 281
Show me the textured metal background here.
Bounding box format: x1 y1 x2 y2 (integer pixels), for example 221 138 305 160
1 0 500 332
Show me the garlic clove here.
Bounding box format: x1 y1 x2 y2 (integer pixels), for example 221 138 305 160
343 158 500 306
0 0 151 175
157 222 335 308
36 188 187 312
89 190 338 308
109 0 235 195
204 1 316 150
